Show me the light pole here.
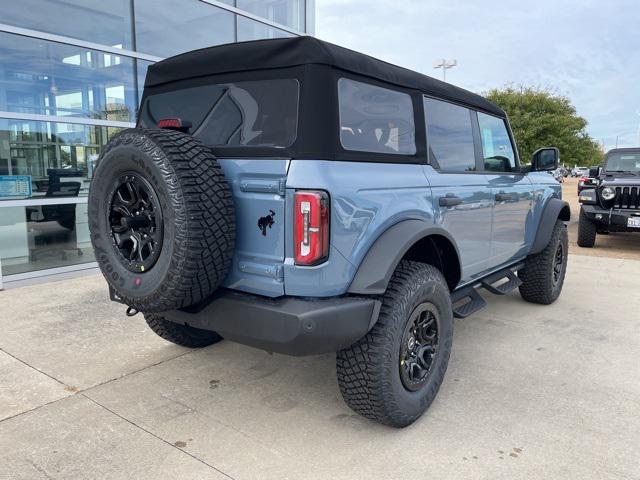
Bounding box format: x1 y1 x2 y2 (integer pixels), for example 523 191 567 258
433 59 457 82
615 131 636 148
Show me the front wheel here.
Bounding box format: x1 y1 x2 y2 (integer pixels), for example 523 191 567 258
519 219 568 305
336 261 453 428
577 207 597 247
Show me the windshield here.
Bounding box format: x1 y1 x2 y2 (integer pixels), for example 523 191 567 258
604 152 640 174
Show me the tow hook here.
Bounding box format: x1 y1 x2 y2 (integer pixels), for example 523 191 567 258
125 306 139 317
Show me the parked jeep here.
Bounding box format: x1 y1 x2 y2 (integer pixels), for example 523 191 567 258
88 37 570 428
578 148 640 247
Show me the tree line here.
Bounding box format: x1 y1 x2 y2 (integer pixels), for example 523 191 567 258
485 86 603 167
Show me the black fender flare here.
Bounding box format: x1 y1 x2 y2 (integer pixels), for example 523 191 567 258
347 220 462 295
530 197 571 254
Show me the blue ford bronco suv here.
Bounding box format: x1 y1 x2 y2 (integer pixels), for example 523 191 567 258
88 37 570 427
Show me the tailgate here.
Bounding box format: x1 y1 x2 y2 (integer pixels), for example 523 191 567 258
218 159 288 297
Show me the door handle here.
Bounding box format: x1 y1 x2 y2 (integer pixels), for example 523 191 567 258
495 193 515 202
439 195 463 207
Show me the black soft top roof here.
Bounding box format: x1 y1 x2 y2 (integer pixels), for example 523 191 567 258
145 36 504 117
606 148 640 156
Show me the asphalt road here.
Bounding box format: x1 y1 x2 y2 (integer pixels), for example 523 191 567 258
1 252 639 480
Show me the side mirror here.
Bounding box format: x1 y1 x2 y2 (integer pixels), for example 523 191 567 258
588 166 600 178
531 147 559 171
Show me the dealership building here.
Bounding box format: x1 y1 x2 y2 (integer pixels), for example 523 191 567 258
0 0 314 288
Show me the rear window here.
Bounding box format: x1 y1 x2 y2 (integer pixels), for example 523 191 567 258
338 78 416 155
139 79 299 148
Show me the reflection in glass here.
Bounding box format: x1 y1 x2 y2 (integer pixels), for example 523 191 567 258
424 97 476 172
477 112 516 172
139 79 299 147
237 16 295 41
136 60 154 108
236 0 305 31
339 78 416 155
134 0 235 58
1 0 133 49
0 32 138 122
0 119 122 196
0 204 94 276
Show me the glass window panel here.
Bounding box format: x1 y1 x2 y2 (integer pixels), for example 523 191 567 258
237 16 295 41
338 78 416 155
139 79 300 147
1 0 132 49
424 97 476 172
236 0 305 31
0 203 95 276
477 112 516 172
0 119 122 197
134 0 235 58
0 32 138 122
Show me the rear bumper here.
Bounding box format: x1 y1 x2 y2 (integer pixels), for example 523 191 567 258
582 205 640 230
161 290 381 356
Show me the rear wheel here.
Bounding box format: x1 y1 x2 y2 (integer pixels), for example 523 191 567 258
336 261 453 428
577 207 597 247
145 314 223 348
519 219 568 305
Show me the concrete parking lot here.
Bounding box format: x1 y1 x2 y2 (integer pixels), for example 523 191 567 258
1 251 639 480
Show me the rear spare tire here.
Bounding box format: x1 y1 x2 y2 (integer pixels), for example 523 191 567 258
88 128 235 312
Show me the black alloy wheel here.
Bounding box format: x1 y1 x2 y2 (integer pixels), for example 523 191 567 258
552 243 564 285
108 173 163 273
399 302 440 391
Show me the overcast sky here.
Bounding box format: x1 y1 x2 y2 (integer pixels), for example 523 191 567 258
316 0 640 152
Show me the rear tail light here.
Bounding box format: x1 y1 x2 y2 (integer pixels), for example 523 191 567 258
294 190 330 266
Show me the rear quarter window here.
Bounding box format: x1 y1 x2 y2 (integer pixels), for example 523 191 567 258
338 78 416 155
139 78 299 148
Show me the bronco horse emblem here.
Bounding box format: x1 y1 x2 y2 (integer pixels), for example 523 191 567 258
258 210 276 236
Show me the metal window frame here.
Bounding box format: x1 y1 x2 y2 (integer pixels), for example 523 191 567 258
0 0 306 64
198 0 306 36
0 111 135 129
0 23 163 62
1 262 99 289
0 111 131 288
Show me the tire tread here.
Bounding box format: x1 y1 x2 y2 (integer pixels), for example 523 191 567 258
89 128 235 312
336 261 453 428
519 219 568 305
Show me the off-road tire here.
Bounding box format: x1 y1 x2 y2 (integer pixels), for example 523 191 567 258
336 261 453 428
145 314 223 348
88 128 235 313
519 220 568 305
577 207 597 247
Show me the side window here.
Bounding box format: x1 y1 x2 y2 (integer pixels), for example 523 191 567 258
424 97 476 172
338 78 416 155
477 112 516 172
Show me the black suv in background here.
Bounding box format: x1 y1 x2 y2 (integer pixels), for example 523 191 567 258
578 148 640 247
